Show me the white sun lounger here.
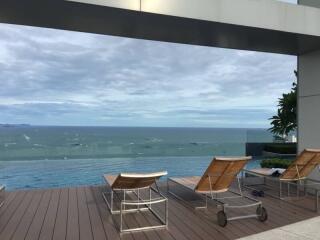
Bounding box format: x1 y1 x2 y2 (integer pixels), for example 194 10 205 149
242 149 320 211
102 171 168 233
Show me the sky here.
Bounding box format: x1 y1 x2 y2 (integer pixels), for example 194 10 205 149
0 16 297 128
281 0 297 3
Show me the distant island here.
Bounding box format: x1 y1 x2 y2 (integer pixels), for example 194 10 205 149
0 124 31 128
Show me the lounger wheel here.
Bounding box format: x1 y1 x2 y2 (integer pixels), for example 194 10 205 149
217 210 228 227
256 206 268 222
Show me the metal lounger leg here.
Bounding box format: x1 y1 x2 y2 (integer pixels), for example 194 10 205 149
102 189 115 214
149 188 152 209
316 189 319 212
0 186 4 208
237 177 243 196
120 202 123 233
102 177 118 214
119 191 168 233
193 193 208 209
165 199 169 228
137 189 140 210
111 191 114 212
103 184 168 233
123 190 126 211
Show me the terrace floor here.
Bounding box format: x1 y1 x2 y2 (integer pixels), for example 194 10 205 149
0 183 319 240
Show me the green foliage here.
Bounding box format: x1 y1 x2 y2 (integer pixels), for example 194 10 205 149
263 143 297 154
260 158 293 169
269 71 297 137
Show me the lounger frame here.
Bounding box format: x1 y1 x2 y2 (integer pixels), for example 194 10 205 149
102 174 168 233
241 169 320 211
0 185 5 209
168 174 264 224
241 149 320 212
167 157 267 226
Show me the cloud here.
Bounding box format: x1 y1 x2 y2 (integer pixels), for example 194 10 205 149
0 23 296 128
280 0 297 4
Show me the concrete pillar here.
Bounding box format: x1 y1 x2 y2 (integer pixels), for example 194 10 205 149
299 0 320 8
298 0 320 181
298 50 320 152
298 50 320 180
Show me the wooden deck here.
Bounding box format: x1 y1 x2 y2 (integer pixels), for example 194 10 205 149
0 183 318 240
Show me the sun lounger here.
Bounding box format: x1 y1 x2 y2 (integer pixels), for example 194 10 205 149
242 149 320 211
102 171 168 233
168 157 268 227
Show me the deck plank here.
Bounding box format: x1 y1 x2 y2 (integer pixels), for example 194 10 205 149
25 190 52 240
166 182 232 240
0 184 319 240
84 187 108 240
38 189 60 240
0 191 34 240
52 188 68 240
66 188 80 240
166 195 229 240
0 191 18 218
90 186 125 240
9 191 44 240
0 191 28 232
77 187 94 240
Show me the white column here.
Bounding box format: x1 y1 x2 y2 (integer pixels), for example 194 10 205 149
298 50 320 180
299 0 320 8
298 0 320 181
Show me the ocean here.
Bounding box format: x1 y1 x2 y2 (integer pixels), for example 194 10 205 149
0 126 272 190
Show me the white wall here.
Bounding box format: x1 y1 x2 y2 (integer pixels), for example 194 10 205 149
66 0 140 10
299 0 320 8
141 0 320 36
298 50 320 180
67 0 320 37
298 0 320 181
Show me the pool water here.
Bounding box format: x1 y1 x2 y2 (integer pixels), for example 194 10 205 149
0 156 262 190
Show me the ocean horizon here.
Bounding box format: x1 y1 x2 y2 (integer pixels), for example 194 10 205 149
0 125 272 161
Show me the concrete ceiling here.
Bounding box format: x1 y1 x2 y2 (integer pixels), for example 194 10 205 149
0 0 320 55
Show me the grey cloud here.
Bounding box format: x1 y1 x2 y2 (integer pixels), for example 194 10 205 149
0 23 296 127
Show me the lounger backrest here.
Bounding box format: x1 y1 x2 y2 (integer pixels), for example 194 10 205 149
195 157 251 192
111 171 167 190
280 149 320 181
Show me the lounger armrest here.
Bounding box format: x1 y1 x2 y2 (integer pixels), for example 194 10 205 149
305 149 320 153
215 156 252 161
120 171 168 178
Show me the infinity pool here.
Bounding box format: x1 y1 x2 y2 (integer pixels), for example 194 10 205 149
0 156 261 190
